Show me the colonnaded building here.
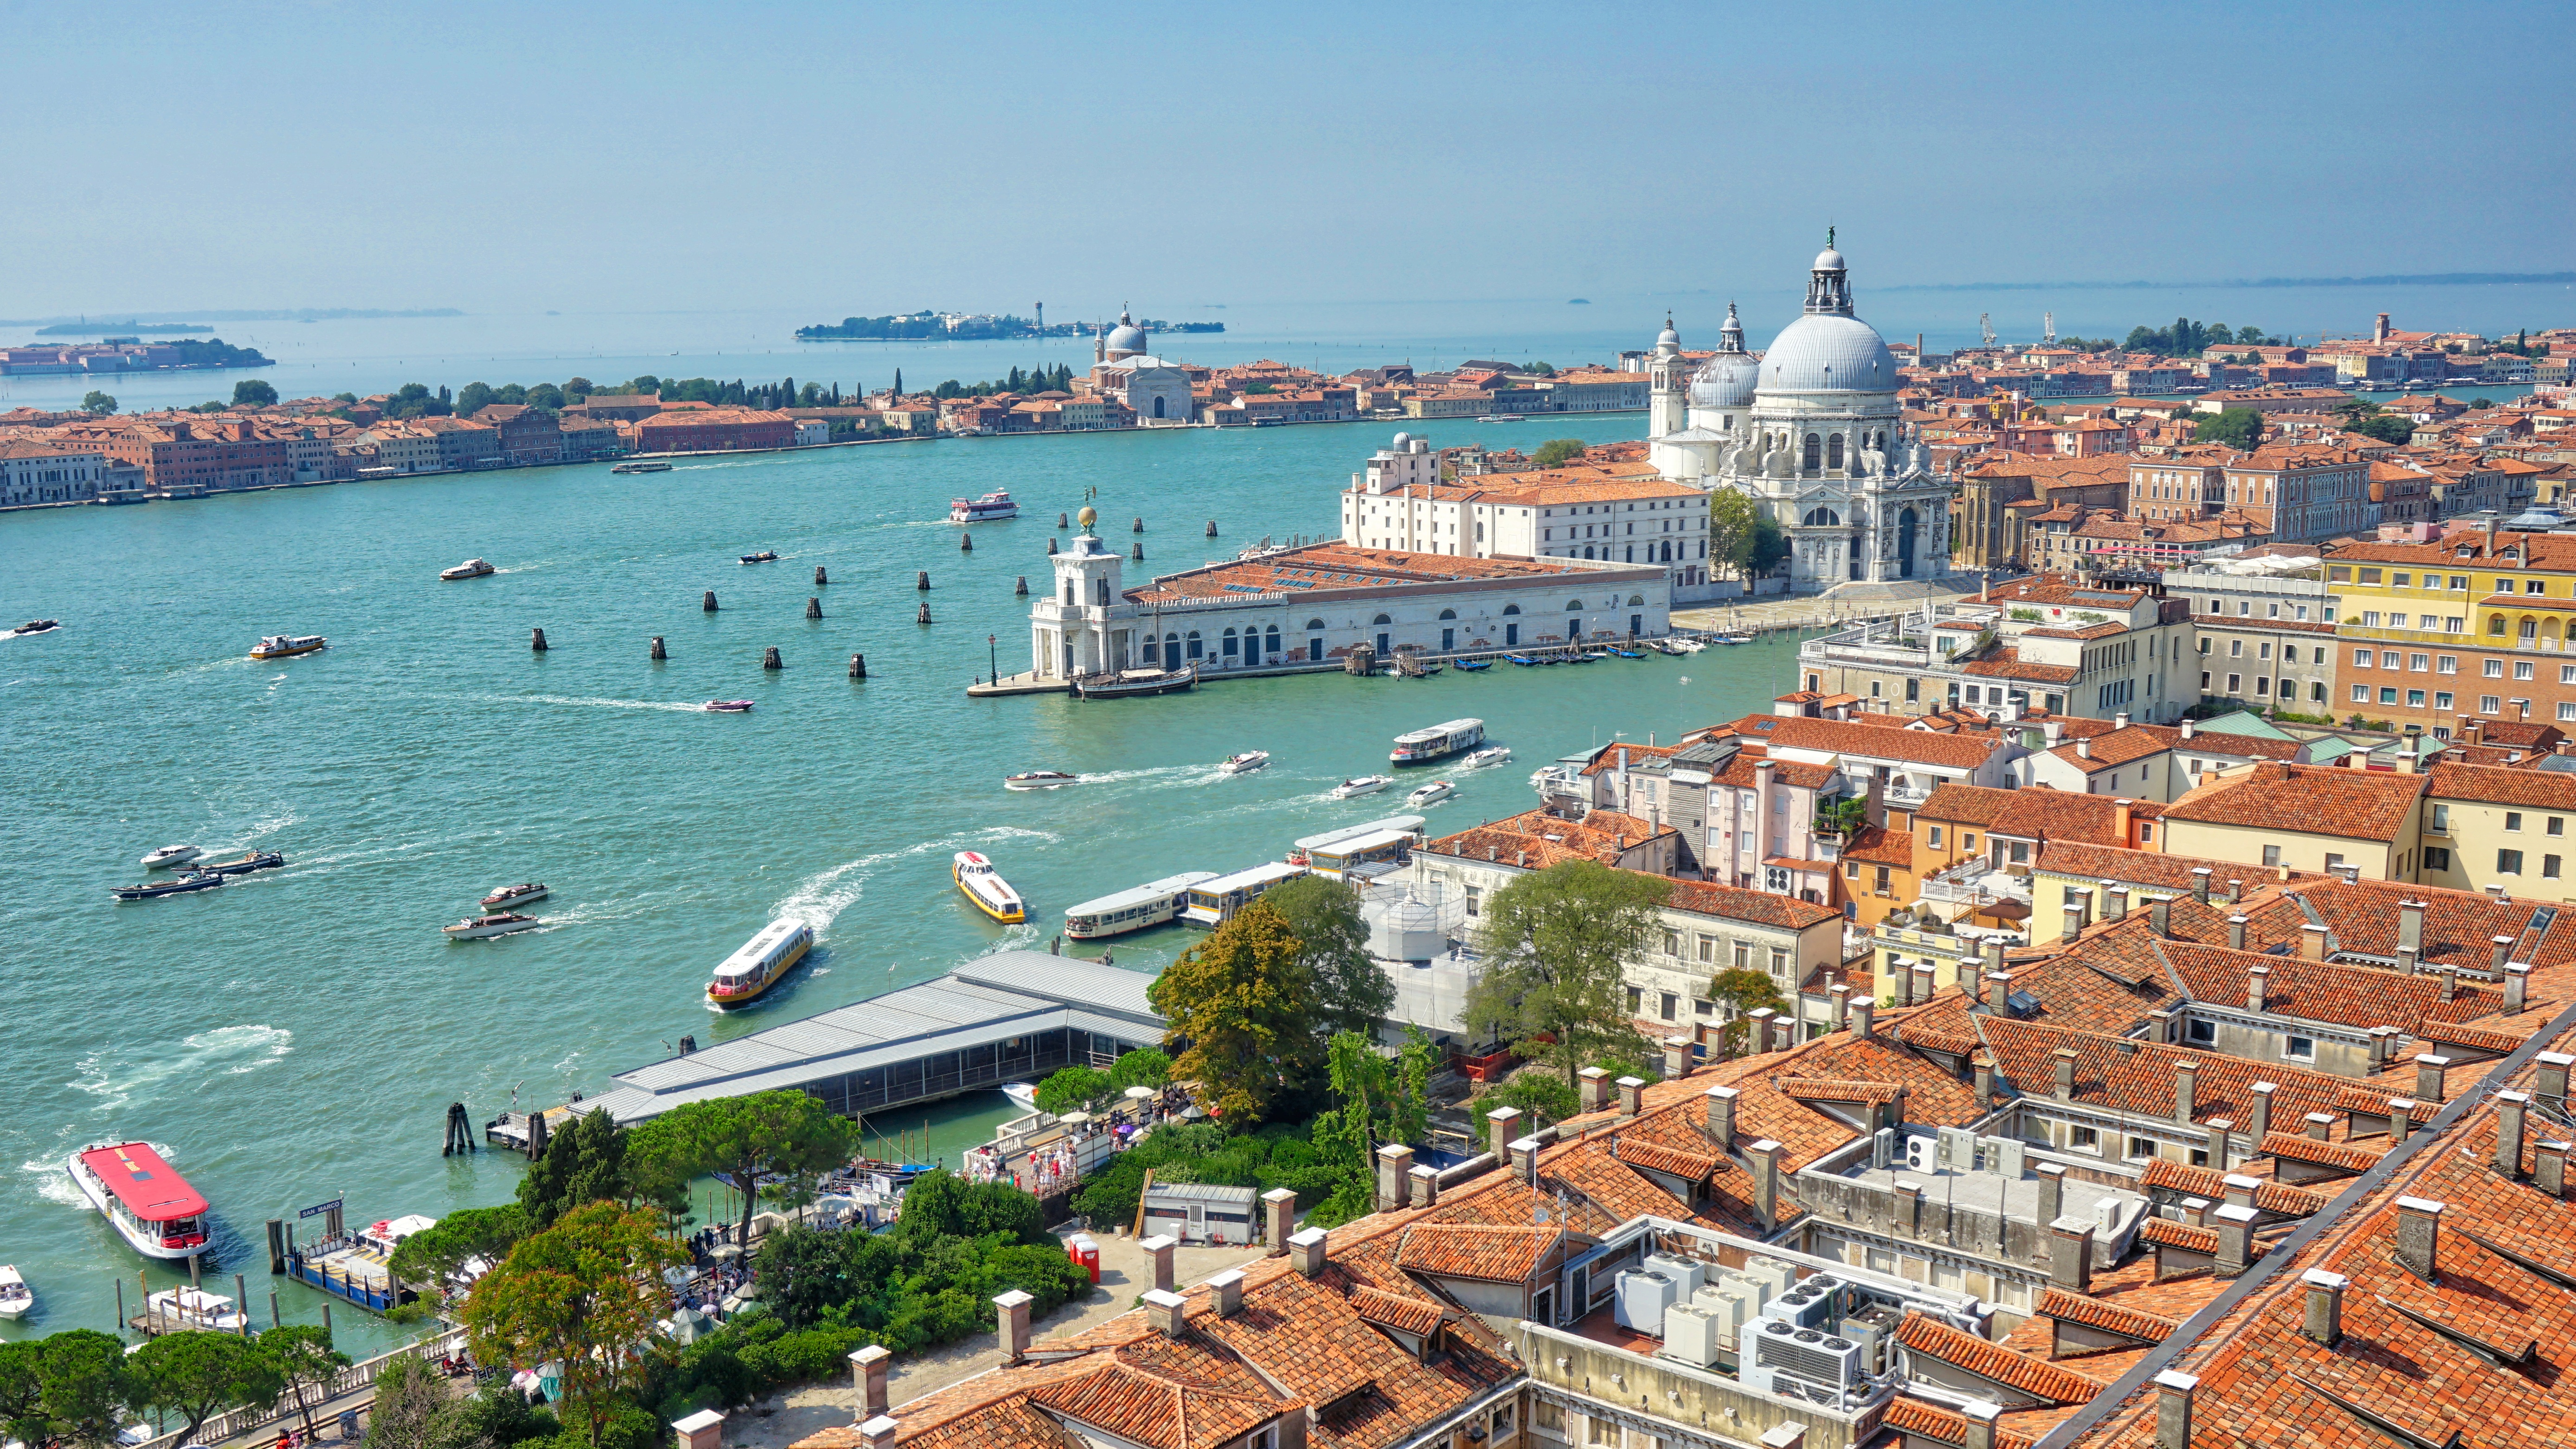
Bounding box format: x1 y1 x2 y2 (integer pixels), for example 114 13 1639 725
1647 243 1953 594
1026 509 1669 682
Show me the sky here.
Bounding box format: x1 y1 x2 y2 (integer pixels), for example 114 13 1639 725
3 0 2571 322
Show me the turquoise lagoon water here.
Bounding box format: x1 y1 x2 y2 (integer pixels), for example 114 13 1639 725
0 412 1814 1350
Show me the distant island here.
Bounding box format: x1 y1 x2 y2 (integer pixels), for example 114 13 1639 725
0 307 462 325
796 309 1223 341
35 322 211 336
1567 298 1591 305
0 337 271 376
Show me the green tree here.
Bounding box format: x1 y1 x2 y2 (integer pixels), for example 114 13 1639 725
455 382 498 416
461 1203 684 1449
231 379 278 407
2349 414 2415 444
627 1088 860 1244
1148 899 1314 1124
1033 1065 1113 1115
134 1331 282 1444
1707 489 1758 580
1264 874 1395 1039
2192 407 2264 450
518 1109 663 1229
78 390 116 415
1487 1071 1580 1129
354 1352 447 1449
1743 512 1790 577
495 383 528 406
564 376 595 399
892 1168 1043 1242
1304 1027 1442 1223
1464 859 1672 1088
1704 968 1789 1054
1107 1048 1171 1091
1525 361 1558 377
524 383 566 412
1530 438 1587 469
389 1203 530 1291
0 1340 47 1448
260 1324 348 1439
34 1329 134 1449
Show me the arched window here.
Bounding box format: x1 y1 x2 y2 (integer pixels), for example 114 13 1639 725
1582 546 1595 559
1305 618 1326 631
1827 434 1845 470
1152 396 1165 419
1186 630 1203 660
1628 594 1646 605
1802 507 1841 527
1264 625 1280 656
1503 604 1521 615
1438 609 1457 620
1567 600 1586 612
1223 626 1240 658
1371 612 1393 625
1803 434 1821 470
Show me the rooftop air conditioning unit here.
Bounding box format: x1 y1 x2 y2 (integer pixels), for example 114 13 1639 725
1740 1320 1868 1398
1615 1270 1676 1331
1763 1287 1841 1331
1693 1282 1755 1346
1642 1251 1708 1297
1660 1303 1722 1368
1838 1303 1903 1377
1739 1257 1798 1299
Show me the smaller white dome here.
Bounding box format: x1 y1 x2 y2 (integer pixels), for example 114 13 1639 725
1813 247 1846 272
1391 431 1412 449
1656 316 1680 348
1689 353 1760 410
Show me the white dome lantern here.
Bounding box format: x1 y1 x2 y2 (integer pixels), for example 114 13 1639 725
1689 301 1758 408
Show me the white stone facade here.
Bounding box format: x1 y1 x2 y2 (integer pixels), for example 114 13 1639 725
0 442 106 505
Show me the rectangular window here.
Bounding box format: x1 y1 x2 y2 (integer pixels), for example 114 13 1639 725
2069 1126 2099 1153
1625 986 1643 1014
2351 684 2369 703
1929 825 1944 847
1662 928 1681 956
2353 647 2374 667
2127 1135 2159 1161
2380 687 2400 705
1699 934 1717 964
2436 691 2454 709
2501 849 2525 876
2409 653 2429 671
1659 992 1678 1021
2550 855 2565 880
2484 696 2504 714
2432 804 2450 833
2426 846 2453 872
2408 689 2426 707
2452 576 2469 590
2518 661 2538 681
2285 1036 2317 1061
1732 941 1750 971
2486 659 2506 677
2263 844 2282 867
2187 1018 2216 1043
1465 886 1480 918
2439 657 2458 673
2509 812 2524 832
1770 947 1790 977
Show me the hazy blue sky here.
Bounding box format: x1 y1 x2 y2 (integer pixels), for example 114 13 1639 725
4 1 2569 320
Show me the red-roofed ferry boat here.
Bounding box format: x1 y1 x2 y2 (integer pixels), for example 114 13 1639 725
68 1141 210 1259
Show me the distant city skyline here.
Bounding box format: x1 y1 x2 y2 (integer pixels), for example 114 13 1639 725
3 2 2569 319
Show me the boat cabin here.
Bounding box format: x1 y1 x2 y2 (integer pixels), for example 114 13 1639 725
1181 861 1309 926
80 1143 208 1255
1306 827 1419 880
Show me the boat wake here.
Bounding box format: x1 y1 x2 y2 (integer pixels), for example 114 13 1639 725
1073 764 1221 790
779 827 1061 939
480 694 709 714
70 1025 293 1110
22 1139 178 1211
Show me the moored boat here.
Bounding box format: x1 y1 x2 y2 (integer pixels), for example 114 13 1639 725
1219 751 1270 774
1000 1083 1040 1113
439 558 496 581
1608 647 1645 658
112 871 224 902
1330 774 1393 799
1004 770 1079 790
704 700 754 712
13 619 60 636
140 844 202 869
1180 861 1309 925
1454 657 1492 671
250 634 327 660
1063 870 1220 939
199 850 286 876
1390 718 1484 765
612 460 673 474
738 551 780 565
949 488 1020 523
1406 780 1455 808
704 918 815 1010
142 1285 245 1333
0 1266 28 1320
1462 746 1513 770
1072 664 1196 699
953 851 1026 923
67 1142 209 1260
480 882 548 910
443 912 540 940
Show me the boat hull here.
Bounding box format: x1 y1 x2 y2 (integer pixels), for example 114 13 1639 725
1073 665 1196 699
249 641 327 660
480 886 548 910
444 916 539 940
1004 774 1078 790
955 863 1027 923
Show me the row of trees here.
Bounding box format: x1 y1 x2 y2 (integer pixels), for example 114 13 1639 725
927 364 1077 399
0 1323 347 1449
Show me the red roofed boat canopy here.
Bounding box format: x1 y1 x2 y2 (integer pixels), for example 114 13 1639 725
70 1140 210 1258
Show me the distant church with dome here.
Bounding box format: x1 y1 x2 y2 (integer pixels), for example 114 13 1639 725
1086 305 1194 425
1646 243 1950 594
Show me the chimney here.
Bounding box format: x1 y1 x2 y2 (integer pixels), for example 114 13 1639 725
2107 884 2131 921
2221 1174 2259 1209
1663 1035 1692 1080
2192 867 2212 903
1749 1005 1779 1045
2507 962 2531 1013
2247 965 2269 1012
2077 736 2092 760
2289 1272 2350 1358
1890 1179 1922 1239
2053 1047 2079 1101
994 1289 1033 1362
2299 924 2328 961
2437 965 2458 1002
2048 1218 2096 1291
1578 1066 1612 1114
2499 1091 2530 1178
2182 717 2197 740
859 1418 899 1449
2034 1162 2066 1225
673 1411 725 1449
2146 1007 2171 1041
2415 1055 2452 1103
2207 1119 2234 1172
2394 1197 2444 1283
1973 1054 1997 1101
2150 895 2172 938
1829 984 1850 1028
2227 878 2244 903
2541 1051 2576 1101
2227 914 2248 950
1408 1164 1439 1209
2494 934 2516 975
2397 900 2426 955
1910 964 1937 1007
2303 1111 2334 1141
1616 1075 1646 1116
1989 971 2016 1015
2064 903 2087 941
1208 1267 1246 1318
1706 1085 1740 1145
1509 1136 1542 1185
2115 799 2135 845
1262 1187 1297 1254
2174 1059 2199 1123
1748 1139 1784 1229
2179 1197 2211 1227
1288 1227 1328 1278
2390 1098 2418 1144
2541 1141 2571 1198
2214 1203 2258 1275
1485 1107 1523 1162
1375 1144 1415 1212
2045 719 2064 744
2248 1082 2276 1143
1963 956 1983 1005
851 1345 891 1421
2153 1371 2197 1449
1988 937 2008 980
1143 1288 1189 1336
1140 1235 1178 1294
1852 998 1875 1040
1961 1402 2001 1449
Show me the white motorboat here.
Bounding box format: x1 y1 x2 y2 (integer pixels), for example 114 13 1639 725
1330 775 1393 800
704 700 755 713
1219 751 1270 774
249 634 327 660
0 1265 29 1320
1004 771 1079 790
480 882 548 910
1000 1083 1040 1113
140 844 202 869
950 489 1020 523
1668 638 1708 654
439 558 496 581
443 912 541 940
1461 746 1513 770
1406 780 1456 808
954 851 1027 923
143 1286 245 1333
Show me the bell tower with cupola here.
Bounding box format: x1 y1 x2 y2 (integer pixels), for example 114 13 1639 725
1647 315 1687 438
1033 506 1132 680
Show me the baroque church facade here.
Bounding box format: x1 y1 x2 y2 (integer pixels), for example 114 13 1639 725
1646 246 1950 593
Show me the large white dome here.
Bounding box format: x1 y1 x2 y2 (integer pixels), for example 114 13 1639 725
1104 305 1147 355
1758 313 1898 394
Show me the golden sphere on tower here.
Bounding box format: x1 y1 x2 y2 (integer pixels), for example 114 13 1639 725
1077 505 1098 530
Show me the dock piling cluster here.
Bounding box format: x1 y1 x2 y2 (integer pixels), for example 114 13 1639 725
960 532 974 553
917 570 932 591
1132 542 1144 560
815 565 828 586
1206 520 1218 536
1047 537 1059 555
530 627 548 652
849 653 867 678
704 590 719 612
762 647 783 670
651 635 667 660
917 602 933 625
806 597 823 619
1015 575 1029 596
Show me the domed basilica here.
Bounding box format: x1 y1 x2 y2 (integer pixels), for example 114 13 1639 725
1646 245 1948 593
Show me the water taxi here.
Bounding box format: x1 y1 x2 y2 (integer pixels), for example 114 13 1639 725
439 558 496 581
1180 862 1309 926
1475 414 1525 423
199 850 286 876
1462 746 1513 770
739 551 781 565
142 1285 246 1333
612 459 673 475
704 918 814 1010
1072 664 1196 699
0 1266 29 1320
1330 774 1392 799
1001 1083 1040 1113
250 634 327 660
1406 780 1455 808
140 844 202 869
111 871 224 902
68 1142 209 1260
1063 870 1220 939
704 699 755 713
443 911 540 940
950 488 1020 523
1288 816 1425 867
1219 751 1269 774
953 851 1026 923
13 619 60 636
1391 718 1484 765
1004 770 1079 790
480 882 548 910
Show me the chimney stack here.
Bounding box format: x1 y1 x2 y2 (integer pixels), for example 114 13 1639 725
859 1418 899 1449
1852 997 1875 1040
2438 965 2459 1002
1510 1136 1542 1185
1616 1075 1646 1117
1141 1235 1178 1294
2064 903 2087 941
1750 1005 1779 1045
1973 1054 1997 1101
995 1290 1033 1362
2305 1111 2334 1140
2398 900 2426 956
2415 1055 2452 1103
2248 1081 2275 1143
2227 878 2243 903
2395 1197 2444 1283
2077 736 2092 760
1209 1268 1246 1318
851 1346 891 1422
1910 965 1937 1009
2228 914 2248 951
2541 1141 2571 1198
2154 1372 2198 1449
2192 867 2212 903
2494 934 2516 975
1288 1227 1328 1277
2053 1047 2079 1101
2107 883 2131 921
2150 895 2172 938
1663 1036 1693 1080
1706 1085 1740 1146
1749 1140 1784 1229
2507 962 2531 1013
2391 1098 2419 1144
1578 1066 1612 1114
2174 1059 2199 1123
2247 965 2269 1012
1263 1188 1298 1254
2499 1091 2530 1178
2214 1203 2258 1276
2539 1051 2576 1101
2301 1270 2347 1347
2299 924 2329 961
2047 1218 2096 1291
1829 984 1850 1029
1144 1288 1189 1336
1375 1144 1415 1212
1485 1107 1524 1162
2034 1162 2066 1226
1409 1164 1439 1209
1961 1402 2000 1449
673 1411 724 1449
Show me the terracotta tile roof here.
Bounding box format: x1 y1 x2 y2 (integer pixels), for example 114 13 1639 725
1418 808 1674 872
1539 1140 1703 1229
1662 876 1842 931
1961 649 2081 684
2026 621 2132 641
2416 1018 2528 1055
2328 1083 2440 1124
1842 826 1914 868
1895 1313 2104 1404
1916 782 2019 828
2259 1132 2386 1173
1127 541 1614 605
2285 876 2576 971
2034 1286 2181 1342
2162 761 2428 840
2137 1215 2220 1252
1992 789 2148 845
2136 1158 2334 1217
2157 941 2497 1033
2044 728 2172 773
1775 1077 1905 1106
1722 714 2008 771
2427 760 2576 808
2034 841 2319 895
1346 1285 1442 1337
1391 1223 1560 1283
1973 1017 2359 1135
1610 1136 1720 1182
1882 1398 2041 1449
